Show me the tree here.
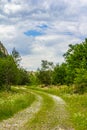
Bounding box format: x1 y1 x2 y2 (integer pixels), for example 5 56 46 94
74 68 87 93
41 60 54 71
64 39 87 84
37 60 54 86
12 48 21 66
0 56 18 90
29 72 39 85
52 63 67 85
0 45 30 90
17 68 29 85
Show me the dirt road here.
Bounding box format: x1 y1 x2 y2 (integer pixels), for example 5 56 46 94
0 89 74 130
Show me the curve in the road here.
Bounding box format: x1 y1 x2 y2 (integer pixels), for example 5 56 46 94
24 90 74 130
0 89 74 130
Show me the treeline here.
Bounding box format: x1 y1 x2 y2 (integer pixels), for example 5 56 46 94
30 39 87 93
0 39 87 93
0 48 29 90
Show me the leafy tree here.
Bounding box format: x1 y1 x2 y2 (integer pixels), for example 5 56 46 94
64 42 87 69
41 60 54 71
17 68 29 85
29 72 39 85
0 45 30 90
64 39 87 84
74 68 87 93
52 63 67 85
0 56 18 90
37 60 54 86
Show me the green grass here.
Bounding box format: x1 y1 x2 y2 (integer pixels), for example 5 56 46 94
33 86 87 130
62 94 87 130
0 86 35 121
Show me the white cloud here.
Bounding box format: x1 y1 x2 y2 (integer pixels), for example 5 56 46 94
79 22 87 36
0 25 16 39
0 0 87 70
21 47 62 70
36 35 59 41
0 14 6 19
4 3 22 14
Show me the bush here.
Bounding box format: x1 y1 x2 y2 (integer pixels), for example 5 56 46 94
74 69 87 94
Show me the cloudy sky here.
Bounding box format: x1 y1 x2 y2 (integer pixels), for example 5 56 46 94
0 0 87 70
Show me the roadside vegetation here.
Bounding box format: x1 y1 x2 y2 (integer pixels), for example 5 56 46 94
0 87 35 121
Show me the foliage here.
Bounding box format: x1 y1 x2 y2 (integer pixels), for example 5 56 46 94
0 87 35 121
0 56 18 90
64 39 87 85
37 70 53 85
28 72 39 85
17 68 30 85
0 47 30 90
37 60 54 86
52 63 67 85
41 60 54 71
0 51 6 58
74 68 87 93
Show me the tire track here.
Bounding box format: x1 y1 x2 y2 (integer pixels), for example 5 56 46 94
49 94 74 130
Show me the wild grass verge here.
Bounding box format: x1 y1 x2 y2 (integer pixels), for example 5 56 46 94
0 86 35 121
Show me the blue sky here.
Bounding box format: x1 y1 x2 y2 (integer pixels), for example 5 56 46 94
24 30 44 37
0 0 87 70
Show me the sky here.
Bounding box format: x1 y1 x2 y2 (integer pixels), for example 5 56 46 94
0 0 87 70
